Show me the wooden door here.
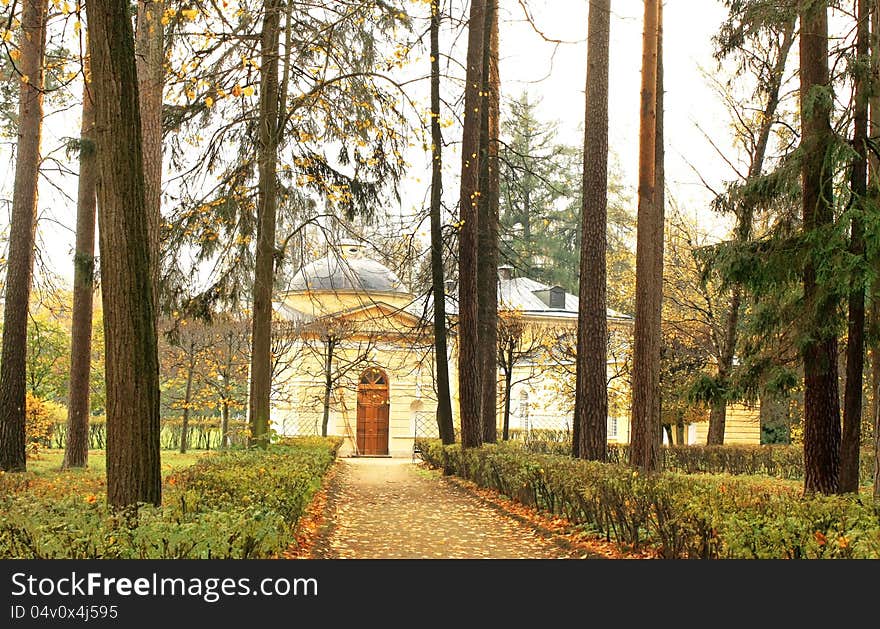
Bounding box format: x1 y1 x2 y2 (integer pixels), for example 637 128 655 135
357 368 389 455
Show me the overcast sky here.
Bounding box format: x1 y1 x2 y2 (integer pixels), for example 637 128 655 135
494 0 737 228
392 0 740 245
3 1 741 287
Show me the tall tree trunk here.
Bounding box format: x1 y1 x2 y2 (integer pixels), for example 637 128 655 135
869 0 880 501
651 8 665 458
630 0 661 472
840 0 869 493
429 0 455 444
478 0 500 444
800 1 841 495
248 0 282 449
88 0 161 507
0 0 47 473
457 0 486 449
135 0 163 309
63 47 97 470
708 21 796 446
574 0 611 461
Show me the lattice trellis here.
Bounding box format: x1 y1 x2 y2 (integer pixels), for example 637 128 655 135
413 411 439 439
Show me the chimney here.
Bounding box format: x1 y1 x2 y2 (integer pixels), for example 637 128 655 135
534 285 566 309
444 279 457 295
498 265 514 281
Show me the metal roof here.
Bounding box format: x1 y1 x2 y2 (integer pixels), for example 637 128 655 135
435 276 631 321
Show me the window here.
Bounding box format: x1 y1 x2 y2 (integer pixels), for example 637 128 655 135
518 390 530 431
549 286 565 309
360 368 386 386
608 416 618 439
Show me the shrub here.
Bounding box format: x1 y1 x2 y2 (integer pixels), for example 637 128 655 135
0 437 342 558
25 393 65 456
416 439 880 559
514 439 875 486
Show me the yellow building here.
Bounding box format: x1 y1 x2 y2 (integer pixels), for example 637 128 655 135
270 240 758 456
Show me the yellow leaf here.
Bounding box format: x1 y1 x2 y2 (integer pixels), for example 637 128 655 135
205 96 214 108
181 8 198 20
9 49 21 62
231 84 242 97
242 85 255 97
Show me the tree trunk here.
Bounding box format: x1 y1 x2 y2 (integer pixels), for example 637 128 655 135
321 341 333 437
651 10 665 457
0 0 47 473
574 0 611 461
221 400 230 449
674 419 685 445
88 0 161 507
457 0 486 449
707 397 727 445
478 0 500 444
869 0 880 501
180 349 195 454
429 0 455 445
135 0 163 309
630 0 661 472
800 1 841 495
63 47 97 470
840 0 869 493
502 361 513 441
248 0 282 449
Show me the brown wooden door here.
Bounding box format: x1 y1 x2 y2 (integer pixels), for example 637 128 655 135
357 369 389 455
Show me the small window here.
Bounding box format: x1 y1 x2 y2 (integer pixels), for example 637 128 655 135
360 368 386 386
518 390 530 431
549 286 565 309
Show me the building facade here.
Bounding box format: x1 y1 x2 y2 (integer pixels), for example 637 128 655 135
270 241 757 456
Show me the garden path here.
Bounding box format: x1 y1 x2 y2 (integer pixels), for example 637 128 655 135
309 456 590 559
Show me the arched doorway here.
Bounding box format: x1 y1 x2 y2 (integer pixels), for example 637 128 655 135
357 368 389 455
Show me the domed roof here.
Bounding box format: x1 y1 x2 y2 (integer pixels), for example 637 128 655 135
288 241 408 294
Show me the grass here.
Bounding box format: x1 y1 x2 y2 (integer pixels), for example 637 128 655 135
1 439 343 558
1 449 218 503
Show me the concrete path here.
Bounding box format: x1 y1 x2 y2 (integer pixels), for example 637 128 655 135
311 457 583 559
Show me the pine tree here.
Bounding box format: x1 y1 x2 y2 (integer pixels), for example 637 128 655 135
573 0 611 461
0 0 47 472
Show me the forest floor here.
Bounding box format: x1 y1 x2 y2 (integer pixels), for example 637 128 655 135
288 456 653 559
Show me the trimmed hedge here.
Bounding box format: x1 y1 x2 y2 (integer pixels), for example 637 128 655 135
48 418 250 451
418 439 880 559
0 437 342 558
517 440 875 485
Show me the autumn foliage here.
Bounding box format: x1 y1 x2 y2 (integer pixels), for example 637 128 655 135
418 440 880 558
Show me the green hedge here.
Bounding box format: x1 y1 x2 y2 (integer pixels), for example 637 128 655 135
515 440 875 485
417 439 880 559
48 418 250 451
0 437 342 558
